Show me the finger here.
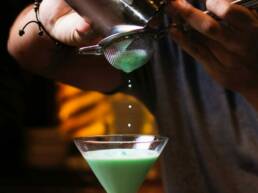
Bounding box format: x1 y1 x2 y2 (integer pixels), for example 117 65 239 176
40 0 72 26
170 0 247 52
193 32 245 70
53 12 91 46
170 0 233 45
251 9 258 19
171 27 225 75
206 0 257 29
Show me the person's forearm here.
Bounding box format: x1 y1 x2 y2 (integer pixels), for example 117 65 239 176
7 5 122 92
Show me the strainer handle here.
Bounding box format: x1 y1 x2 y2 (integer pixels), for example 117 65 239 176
79 45 103 55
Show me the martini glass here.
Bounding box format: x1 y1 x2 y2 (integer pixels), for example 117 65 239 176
74 135 168 193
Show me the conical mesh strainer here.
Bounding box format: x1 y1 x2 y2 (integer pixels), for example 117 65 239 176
103 35 153 73
79 27 156 73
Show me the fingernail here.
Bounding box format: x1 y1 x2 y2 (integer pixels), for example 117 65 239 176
76 18 91 34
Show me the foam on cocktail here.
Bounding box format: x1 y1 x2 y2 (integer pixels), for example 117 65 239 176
83 149 159 193
84 148 158 160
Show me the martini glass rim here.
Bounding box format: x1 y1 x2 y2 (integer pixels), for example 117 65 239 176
74 134 168 144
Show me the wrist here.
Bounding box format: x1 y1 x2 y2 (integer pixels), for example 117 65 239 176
9 4 76 72
19 1 69 48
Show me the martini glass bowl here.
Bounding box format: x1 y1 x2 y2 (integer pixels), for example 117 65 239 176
74 134 168 193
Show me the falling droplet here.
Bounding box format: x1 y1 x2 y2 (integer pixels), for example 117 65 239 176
128 79 132 88
127 79 133 130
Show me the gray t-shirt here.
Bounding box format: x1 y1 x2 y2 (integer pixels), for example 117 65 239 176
129 29 258 193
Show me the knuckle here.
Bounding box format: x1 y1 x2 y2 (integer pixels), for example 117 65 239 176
183 8 194 20
201 21 219 35
206 0 218 12
221 5 234 19
233 36 253 53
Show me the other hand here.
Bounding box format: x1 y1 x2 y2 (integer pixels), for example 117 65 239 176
170 0 258 95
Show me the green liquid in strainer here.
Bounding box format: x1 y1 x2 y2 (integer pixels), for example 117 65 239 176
112 49 149 73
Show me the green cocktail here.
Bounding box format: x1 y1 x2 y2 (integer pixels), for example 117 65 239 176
84 149 158 193
74 135 168 193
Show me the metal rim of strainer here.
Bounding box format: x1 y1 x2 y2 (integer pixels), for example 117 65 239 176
78 27 159 55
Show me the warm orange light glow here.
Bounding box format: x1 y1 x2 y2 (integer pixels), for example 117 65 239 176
56 83 157 139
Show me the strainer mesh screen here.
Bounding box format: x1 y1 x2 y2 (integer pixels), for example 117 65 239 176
104 35 153 73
